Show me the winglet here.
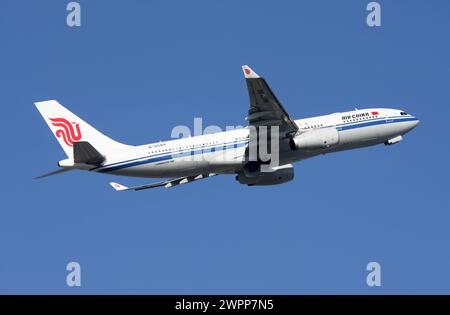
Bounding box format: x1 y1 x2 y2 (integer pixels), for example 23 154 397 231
109 182 129 191
242 65 260 79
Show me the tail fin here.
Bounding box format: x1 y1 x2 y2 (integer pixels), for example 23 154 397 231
34 100 131 158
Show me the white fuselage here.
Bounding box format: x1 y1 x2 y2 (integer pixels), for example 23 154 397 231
92 108 419 178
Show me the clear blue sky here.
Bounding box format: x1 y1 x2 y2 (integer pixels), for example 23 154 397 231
1 0 449 294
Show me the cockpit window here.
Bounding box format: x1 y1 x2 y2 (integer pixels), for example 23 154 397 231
400 111 408 116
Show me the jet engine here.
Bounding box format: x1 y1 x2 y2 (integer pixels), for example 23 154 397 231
289 127 339 151
236 164 294 186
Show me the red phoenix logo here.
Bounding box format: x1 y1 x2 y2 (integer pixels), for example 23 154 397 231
49 117 82 146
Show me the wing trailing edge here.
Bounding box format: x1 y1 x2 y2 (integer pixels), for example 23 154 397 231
109 173 217 191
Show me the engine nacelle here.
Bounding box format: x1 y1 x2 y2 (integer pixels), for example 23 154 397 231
290 127 339 151
236 164 294 186
384 135 403 145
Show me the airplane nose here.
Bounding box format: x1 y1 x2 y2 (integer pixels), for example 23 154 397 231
407 117 420 132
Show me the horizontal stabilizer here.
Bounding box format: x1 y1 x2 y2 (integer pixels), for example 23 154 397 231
35 168 74 179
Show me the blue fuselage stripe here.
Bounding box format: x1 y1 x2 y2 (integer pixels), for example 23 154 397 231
98 141 248 173
337 117 417 131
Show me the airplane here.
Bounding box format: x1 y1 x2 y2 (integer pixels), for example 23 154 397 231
34 65 419 191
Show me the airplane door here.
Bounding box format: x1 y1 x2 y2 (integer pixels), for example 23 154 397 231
332 113 342 131
386 111 394 124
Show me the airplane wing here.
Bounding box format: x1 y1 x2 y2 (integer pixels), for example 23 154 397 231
242 65 299 138
109 173 217 191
